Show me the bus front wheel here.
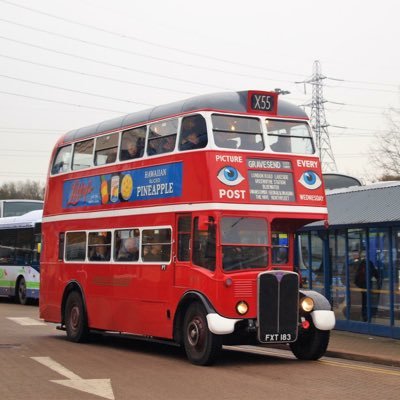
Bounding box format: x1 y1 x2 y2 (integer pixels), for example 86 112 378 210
183 303 221 365
65 291 89 343
290 325 330 360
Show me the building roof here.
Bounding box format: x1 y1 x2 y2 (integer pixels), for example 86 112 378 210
62 90 308 144
303 181 400 229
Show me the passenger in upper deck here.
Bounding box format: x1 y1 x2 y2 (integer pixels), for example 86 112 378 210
147 138 159 156
179 115 208 151
270 136 291 153
180 130 207 151
120 137 142 160
240 133 265 151
162 135 176 152
213 129 240 149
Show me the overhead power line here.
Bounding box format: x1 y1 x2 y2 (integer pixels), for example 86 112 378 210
0 18 297 85
0 31 236 90
0 36 203 94
325 83 400 94
0 0 305 78
0 90 126 114
0 54 196 96
0 127 63 132
0 73 155 106
325 107 386 116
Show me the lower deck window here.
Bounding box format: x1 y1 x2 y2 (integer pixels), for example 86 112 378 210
88 231 111 262
65 232 86 261
142 228 171 262
114 229 139 262
221 217 268 271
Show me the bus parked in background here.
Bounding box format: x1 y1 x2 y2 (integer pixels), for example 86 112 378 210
40 90 335 365
0 199 43 218
0 209 42 304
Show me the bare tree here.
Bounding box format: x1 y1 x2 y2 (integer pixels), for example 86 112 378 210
0 180 45 200
370 108 400 179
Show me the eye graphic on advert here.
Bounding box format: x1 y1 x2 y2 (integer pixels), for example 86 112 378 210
217 166 245 186
298 171 322 190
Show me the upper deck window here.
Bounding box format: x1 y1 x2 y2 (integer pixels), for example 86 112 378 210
179 115 208 151
221 217 268 272
266 120 314 155
120 126 146 161
94 133 119 166
212 115 264 151
147 119 178 156
72 139 94 170
51 145 72 175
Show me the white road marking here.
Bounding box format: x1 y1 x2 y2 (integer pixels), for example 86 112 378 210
224 345 296 359
32 357 82 380
7 317 46 326
31 357 115 400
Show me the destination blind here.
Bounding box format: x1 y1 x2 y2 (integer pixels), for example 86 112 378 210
247 158 294 202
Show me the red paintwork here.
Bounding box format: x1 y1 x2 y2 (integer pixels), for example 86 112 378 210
40 106 327 341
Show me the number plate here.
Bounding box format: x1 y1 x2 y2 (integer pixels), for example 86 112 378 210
264 333 293 343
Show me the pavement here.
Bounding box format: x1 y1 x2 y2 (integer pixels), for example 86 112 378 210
326 330 400 367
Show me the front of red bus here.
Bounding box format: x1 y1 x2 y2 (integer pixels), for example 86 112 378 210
180 91 335 364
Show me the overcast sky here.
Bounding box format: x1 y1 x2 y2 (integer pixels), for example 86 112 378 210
1 0 399 184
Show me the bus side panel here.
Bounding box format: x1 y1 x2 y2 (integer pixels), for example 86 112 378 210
80 263 114 330
40 225 65 322
39 261 62 322
0 265 15 297
111 263 174 338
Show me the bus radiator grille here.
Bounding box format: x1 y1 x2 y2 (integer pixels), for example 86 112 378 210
257 271 299 343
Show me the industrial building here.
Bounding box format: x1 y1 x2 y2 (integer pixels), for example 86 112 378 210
298 181 400 339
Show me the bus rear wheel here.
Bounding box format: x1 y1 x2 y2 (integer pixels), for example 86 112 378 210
290 326 330 360
16 276 27 305
183 303 221 365
65 291 89 343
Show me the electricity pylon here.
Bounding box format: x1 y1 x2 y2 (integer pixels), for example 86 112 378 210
298 60 338 172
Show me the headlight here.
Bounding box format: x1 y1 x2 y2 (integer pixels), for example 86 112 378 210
236 301 249 315
300 297 314 312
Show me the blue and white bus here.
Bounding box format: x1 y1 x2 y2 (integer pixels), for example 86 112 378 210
0 210 42 304
0 199 43 218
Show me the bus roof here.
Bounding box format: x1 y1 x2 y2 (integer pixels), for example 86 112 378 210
62 90 308 144
0 209 42 229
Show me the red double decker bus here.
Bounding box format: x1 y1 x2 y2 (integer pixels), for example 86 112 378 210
40 90 335 365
